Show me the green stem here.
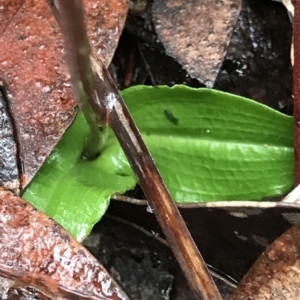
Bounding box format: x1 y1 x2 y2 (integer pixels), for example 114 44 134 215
53 0 103 160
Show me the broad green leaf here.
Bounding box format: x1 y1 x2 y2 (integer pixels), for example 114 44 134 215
120 86 294 201
24 85 294 241
23 112 136 241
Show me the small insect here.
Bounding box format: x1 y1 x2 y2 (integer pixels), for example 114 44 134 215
164 109 178 125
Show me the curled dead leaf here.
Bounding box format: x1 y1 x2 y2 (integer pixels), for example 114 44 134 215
0 189 129 299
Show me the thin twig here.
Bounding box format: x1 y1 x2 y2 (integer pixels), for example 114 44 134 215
112 194 148 205
124 47 136 87
46 1 222 299
295 0 300 185
137 43 157 86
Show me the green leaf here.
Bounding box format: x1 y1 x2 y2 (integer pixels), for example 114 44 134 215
23 112 136 241
121 86 294 201
23 85 294 241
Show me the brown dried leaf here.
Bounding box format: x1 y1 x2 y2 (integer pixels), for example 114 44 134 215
229 222 300 299
0 189 129 300
0 0 129 189
152 0 241 87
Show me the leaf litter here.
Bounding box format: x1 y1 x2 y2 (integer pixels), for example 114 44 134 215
0 188 129 299
229 221 300 299
152 0 241 86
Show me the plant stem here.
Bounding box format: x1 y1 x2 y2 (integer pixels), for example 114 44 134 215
295 0 300 184
46 1 222 299
52 0 104 160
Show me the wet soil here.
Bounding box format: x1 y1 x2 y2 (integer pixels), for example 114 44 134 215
84 216 236 300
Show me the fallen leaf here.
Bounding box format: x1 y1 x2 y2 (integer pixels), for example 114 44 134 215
24 86 294 241
0 189 129 300
229 221 300 299
152 0 241 86
0 0 129 188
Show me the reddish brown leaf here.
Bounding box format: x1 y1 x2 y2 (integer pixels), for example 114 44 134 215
0 0 24 34
229 222 300 299
0 189 129 299
152 0 241 87
84 0 129 60
0 0 129 189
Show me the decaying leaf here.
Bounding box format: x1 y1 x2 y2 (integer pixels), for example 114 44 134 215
0 0 129 189
152 0 241 86
229 221 300 299
0 189 129 300
0 88 19 194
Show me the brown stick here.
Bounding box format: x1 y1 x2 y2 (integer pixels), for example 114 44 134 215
295 1 300 185
92 59 222 300
47 1 222 299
